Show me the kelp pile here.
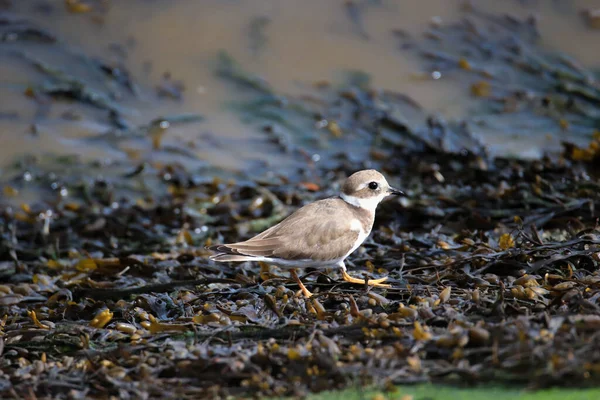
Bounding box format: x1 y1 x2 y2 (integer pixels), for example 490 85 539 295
3 5 600 400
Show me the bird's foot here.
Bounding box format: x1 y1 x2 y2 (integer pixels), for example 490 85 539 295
341 270 391 288
290 269 313 298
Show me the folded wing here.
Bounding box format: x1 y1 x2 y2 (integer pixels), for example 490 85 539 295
208 199 359 262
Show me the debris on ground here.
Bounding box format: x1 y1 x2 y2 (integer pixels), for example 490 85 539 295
2 5 600 399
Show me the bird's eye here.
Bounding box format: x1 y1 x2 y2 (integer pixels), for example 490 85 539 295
368 181 379 190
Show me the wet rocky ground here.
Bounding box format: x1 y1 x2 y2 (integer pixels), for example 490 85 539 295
2 2 600 399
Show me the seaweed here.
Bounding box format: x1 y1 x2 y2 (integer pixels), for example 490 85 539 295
344 0 370 40
0 14 56 43
3 4 600 400
215 50 273 94
400 5 600 151
247 15 270 56
4 144 600 398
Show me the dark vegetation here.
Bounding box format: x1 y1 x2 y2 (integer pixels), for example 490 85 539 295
2 3 600 399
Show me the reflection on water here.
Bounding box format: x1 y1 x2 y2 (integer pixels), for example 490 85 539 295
1 0 599 172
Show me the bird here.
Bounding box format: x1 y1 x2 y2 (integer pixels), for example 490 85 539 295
207 169 403 297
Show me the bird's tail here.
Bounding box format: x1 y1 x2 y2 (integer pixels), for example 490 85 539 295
209 254 258 262
206 244 260 262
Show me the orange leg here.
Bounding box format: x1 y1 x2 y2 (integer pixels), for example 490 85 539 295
341 269 390 288
290 269 313 298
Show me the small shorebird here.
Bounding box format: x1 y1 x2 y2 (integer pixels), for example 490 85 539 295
208 169 403 297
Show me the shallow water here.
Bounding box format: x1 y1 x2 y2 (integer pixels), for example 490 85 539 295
1 0 599 172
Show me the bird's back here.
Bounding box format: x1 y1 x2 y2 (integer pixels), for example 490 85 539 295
209 197 374 262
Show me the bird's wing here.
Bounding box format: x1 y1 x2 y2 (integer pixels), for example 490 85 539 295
209 199 360 261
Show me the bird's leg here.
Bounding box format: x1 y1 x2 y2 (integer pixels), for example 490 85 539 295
338 261 391 288
259 262 272 281
290 268 313 298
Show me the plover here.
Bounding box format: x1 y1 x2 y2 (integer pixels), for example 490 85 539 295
208 169 403 297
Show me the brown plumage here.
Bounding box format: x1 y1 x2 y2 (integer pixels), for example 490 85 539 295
209 198 372 264
207 169 403 297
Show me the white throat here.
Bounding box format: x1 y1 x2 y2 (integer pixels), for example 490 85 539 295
340 192 383 212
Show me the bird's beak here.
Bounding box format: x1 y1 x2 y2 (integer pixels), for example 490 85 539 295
388 187 404 196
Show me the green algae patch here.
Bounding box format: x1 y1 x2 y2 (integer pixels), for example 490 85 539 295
309 386 600 400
